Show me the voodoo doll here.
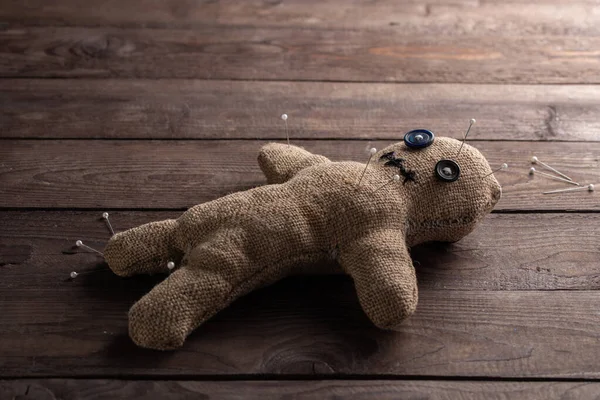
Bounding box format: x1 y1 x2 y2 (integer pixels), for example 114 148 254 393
104 131 501 350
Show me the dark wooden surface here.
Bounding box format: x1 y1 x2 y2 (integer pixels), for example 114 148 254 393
3 211 599 291
2 140 600 211
3 80 600 141
1 0 600 398
4 25 600 83
2 380 600 400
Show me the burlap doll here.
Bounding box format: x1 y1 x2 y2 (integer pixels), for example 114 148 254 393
104 133 501 350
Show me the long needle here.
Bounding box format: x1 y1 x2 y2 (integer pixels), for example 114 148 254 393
482 163 508 179
373 174 400 192
75 240 104 256
543 184 595 194
531 156 573 182
529 167 579 186
456 118 476 157
281 114 289 145
357 148 377 186
102 212 115 236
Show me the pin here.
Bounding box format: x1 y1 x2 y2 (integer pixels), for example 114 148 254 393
167 261 175 270
482 163 508 179
531 156 573 182
374 174 400 192
75 240 104 256
102 212 115 236
543 184 595 195
357 148 377 187
68 267 112 279
456 118 476 157
529 167 579 186
281 113 289 145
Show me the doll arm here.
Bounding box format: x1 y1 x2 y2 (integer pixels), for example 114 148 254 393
338 228 418 328
258 143 331 184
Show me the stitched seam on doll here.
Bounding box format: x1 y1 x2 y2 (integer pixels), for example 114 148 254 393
406 216 475 233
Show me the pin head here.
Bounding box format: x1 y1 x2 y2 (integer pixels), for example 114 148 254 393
281 114 288 121
70 271 78 279
369 148 377 155
589 184 595 192
102 212 109 219
392 174 400 182
75 240 83 247
501 163 508 170
529 167 536 175
167 261 175 270
531 156 538 164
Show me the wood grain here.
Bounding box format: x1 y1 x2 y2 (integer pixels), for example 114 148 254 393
0 273 599 377
3 26 600 83
2 211 600 291
1 140 599 210
2 0 600 37
2 379 600 400
3 79 600 141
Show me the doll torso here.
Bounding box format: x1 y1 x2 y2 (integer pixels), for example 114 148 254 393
174 161 408 273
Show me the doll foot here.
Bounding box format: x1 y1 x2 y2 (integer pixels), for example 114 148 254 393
128 292 190 350
104 219 182 277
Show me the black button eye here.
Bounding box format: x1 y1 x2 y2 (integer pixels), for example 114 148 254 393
404 129 435 149
435 159 460 182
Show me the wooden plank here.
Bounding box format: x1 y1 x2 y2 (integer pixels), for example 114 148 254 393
2 379 600 400
0 274 599 377
2 26 600 83
2 0 600 37
3 79 600 141
2 211 599 291
0 140 599 211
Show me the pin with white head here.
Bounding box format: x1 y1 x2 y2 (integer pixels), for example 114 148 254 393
531 156 573 182
70 240 105 279
374 174 400 192
357 148 377 187
482 163 508 179
281 113 289 145
75 240 104 256
456 118 476 157
529 167 579 186
543 184 595 195
167 261 175 271
102 212 115 236
69 268 109 279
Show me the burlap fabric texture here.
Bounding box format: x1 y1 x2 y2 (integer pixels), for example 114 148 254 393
104 137 501 350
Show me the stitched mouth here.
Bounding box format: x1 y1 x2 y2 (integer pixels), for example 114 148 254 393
379 151 416 184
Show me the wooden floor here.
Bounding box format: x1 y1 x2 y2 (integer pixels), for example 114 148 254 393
1 1 600 398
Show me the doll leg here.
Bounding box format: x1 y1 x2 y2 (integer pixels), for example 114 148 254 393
104 219 183 277
126 235 285 350
104 186 280 277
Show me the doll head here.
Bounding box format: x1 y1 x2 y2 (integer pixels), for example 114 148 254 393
374 133 501 245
